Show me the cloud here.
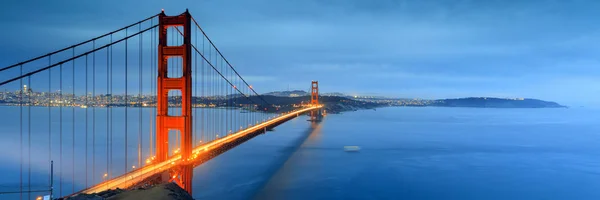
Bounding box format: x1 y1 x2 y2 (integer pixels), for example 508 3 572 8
1 0 600 105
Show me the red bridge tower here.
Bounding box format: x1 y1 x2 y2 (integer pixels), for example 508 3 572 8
311 81 319 105
156 10 193 194
310 81 321 121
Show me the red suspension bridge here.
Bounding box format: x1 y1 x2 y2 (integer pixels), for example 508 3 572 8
0 10 322 199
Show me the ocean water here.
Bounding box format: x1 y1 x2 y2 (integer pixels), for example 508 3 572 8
192 107 600 200
1 106 600 200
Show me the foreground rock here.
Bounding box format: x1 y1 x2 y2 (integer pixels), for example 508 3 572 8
65 183 193 200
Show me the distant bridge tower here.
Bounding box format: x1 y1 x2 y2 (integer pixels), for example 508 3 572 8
156 10 193 194
309 81 321 121
311 81 319 105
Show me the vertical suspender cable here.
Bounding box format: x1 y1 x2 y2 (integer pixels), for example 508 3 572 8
110 34 114 179
194 26 198 145
195 33 198 143
226 57 229 134
215 48 217 140
216 49 218 138
213 47 216 140
215 54 223 140
216 49 219 140
125 28 129 173
230 59 232 134
48 57 52 195
85 54 88 188
153 24 156 157
222 56 225 136
211 52 214 142
222 57 225 137
219 58 227 137
229 65 232 134
214 49 216 141
148 22 156 157
148 21 153 160
138 24 142 169
59 62 63 197
106 42 110 180
202 39 205 143
28 75 31 200
72 48 76 193
93 41 96 184
208 47 211 142
19 64 23 200
225 58 227 135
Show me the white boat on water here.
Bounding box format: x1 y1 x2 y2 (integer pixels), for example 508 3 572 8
344 146 361 152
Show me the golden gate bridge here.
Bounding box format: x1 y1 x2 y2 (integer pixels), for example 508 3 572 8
0 10 322 199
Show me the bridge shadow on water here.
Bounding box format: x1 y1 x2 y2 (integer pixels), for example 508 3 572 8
250 121 323 200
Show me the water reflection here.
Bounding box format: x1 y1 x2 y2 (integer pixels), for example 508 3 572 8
253 121 323 200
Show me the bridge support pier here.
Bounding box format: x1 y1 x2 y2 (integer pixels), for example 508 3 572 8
169 163 193 193
309 109 323 122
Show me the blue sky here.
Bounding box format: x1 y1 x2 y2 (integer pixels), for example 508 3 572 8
1 0 599 106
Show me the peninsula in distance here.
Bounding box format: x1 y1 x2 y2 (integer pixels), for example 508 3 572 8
259 90 566 113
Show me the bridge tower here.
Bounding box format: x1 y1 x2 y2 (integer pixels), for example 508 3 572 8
311 81 319 105
310 81 321 121
156 10 193 194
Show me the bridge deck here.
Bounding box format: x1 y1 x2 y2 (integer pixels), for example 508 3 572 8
76 106 322 195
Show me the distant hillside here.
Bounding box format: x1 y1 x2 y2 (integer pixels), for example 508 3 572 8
218 95 382 113
263 90 308 97
430 97 565 108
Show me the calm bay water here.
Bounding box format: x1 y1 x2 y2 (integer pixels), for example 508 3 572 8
192 107 600 200
1 106 600 199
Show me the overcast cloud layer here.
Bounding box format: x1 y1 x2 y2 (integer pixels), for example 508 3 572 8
1 0 599 106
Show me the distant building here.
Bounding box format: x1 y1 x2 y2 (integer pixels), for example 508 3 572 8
22 85 33 94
